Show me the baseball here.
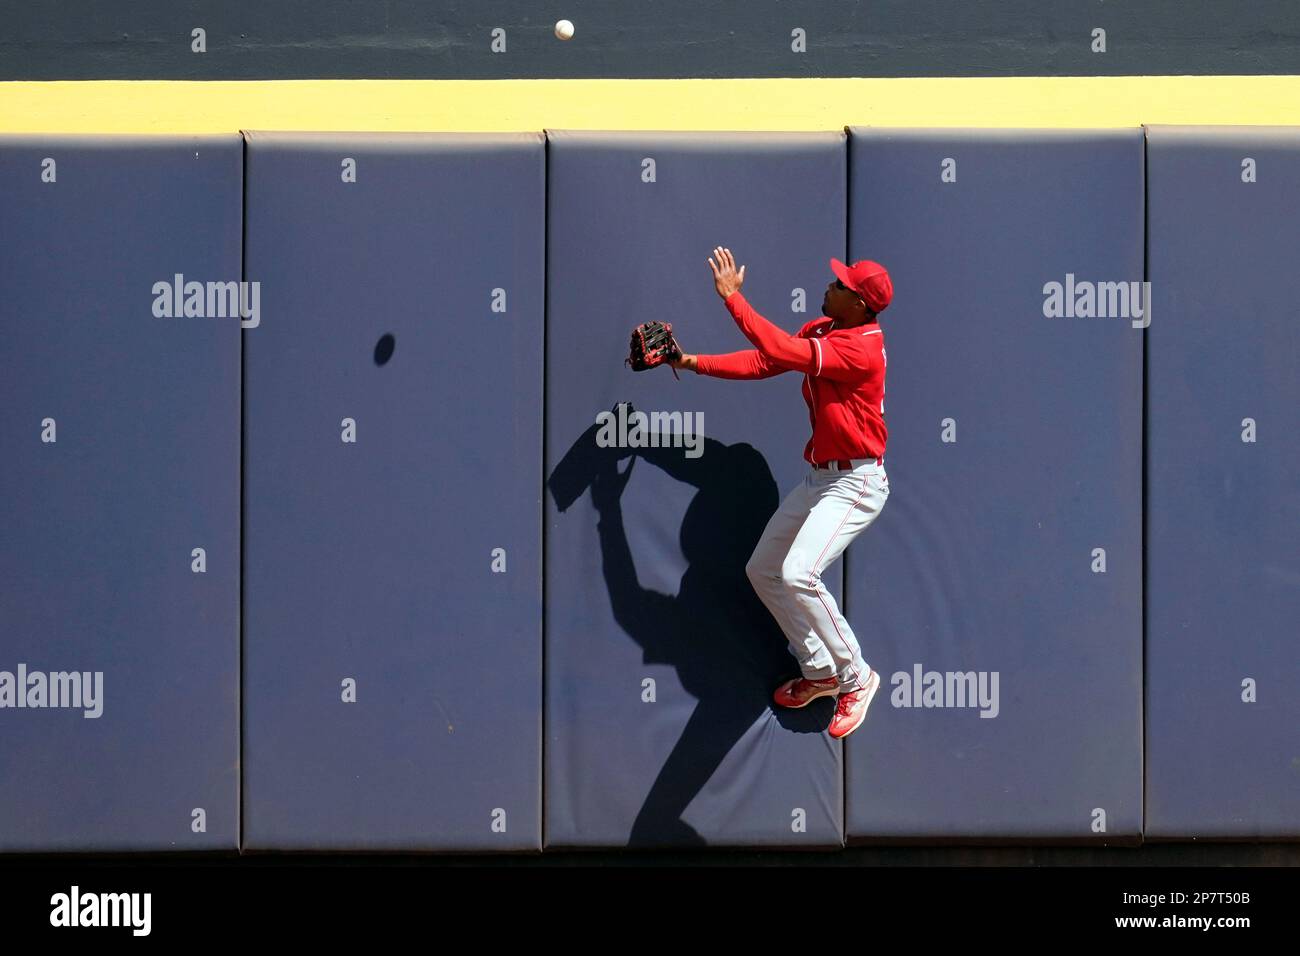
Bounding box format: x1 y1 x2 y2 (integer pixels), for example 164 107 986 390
554 19 575 41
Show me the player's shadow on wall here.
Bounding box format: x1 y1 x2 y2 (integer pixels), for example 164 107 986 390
549 409 833 848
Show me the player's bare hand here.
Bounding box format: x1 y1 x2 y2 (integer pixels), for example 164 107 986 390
708 246 745 299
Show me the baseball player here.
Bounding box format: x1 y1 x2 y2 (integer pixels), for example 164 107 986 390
668 247 892 740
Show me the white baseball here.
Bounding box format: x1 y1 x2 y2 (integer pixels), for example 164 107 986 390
555 19 575 41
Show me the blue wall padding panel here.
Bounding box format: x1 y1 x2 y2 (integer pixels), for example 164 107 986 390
544 131 848 848
1144 125 1300 839
242 132 543 850
0 134 242 850
843 129 1145 840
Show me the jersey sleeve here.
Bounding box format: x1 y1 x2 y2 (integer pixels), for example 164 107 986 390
722 291 818 371
724 291 877 383
694 348 792 380
811 333 881 383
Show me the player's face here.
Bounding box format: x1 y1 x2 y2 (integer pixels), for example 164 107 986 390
824 278 859 318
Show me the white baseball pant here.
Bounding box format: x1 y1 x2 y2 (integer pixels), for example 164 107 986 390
745 458 889 693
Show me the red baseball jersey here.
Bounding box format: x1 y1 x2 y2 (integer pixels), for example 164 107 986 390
694 291 888 464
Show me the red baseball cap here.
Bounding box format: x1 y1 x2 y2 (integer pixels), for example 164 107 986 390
830 258 893 314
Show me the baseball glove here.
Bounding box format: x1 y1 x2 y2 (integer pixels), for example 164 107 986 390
625 320 682 378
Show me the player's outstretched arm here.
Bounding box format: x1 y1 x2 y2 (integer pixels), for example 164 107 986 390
707 246 818 372
722 293 818 370
678 349 791 379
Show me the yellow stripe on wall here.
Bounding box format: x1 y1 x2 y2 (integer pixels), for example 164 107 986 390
2 76 1299 134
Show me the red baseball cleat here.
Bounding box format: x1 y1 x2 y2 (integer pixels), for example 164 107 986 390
828 669 881 739
773 675 841 709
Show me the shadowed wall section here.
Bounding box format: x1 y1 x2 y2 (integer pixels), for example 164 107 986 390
544 131 848 848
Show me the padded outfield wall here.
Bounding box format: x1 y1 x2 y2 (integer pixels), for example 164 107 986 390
0 127 1296 850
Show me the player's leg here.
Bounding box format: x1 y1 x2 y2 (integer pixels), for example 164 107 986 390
780 464 890 691
744 473 826 671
